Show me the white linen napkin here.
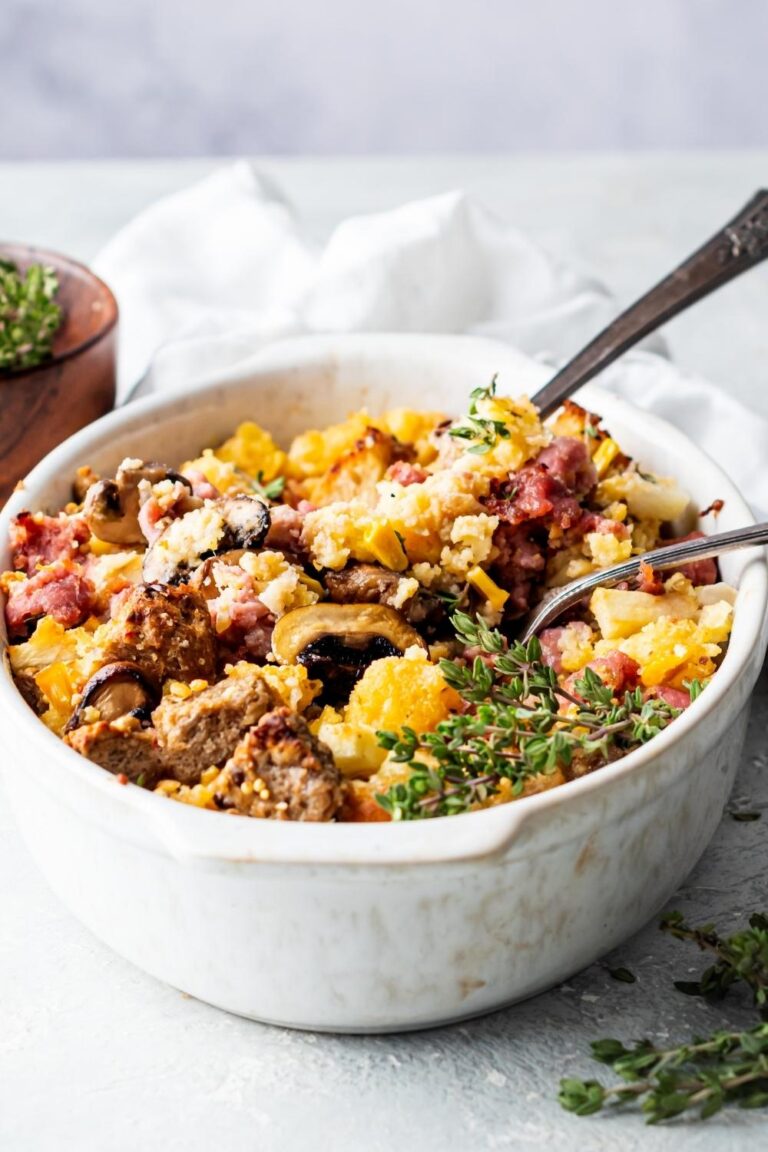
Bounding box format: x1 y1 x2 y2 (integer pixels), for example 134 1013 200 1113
94 161 768 518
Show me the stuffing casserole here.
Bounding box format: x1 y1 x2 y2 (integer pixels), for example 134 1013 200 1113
2 383 735 821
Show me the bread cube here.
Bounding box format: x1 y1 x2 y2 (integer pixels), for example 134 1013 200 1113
590 586 699 640
598 471 689 522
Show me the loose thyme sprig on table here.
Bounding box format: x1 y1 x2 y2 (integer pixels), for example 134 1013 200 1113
0 259 62 372
661 910 768 1016
560 911 768 1123
448 375 511 455
374 611 680 820
560 1025 768 1123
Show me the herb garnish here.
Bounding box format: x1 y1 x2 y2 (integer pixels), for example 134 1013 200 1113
661 910 768 1012
434 588 463 609
0 259 62 372
684 677 704 702
251 472 285 502
609 967 637 984
448 375 512 455
560 911 768 1123
374 612 679 820
560 1025 768 1122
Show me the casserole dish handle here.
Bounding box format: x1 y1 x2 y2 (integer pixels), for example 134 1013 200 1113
143 793 531 868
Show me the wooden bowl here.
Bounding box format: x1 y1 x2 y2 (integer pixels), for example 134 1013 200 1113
0 244 118 506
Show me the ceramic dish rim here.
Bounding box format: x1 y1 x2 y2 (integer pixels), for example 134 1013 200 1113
0 333 765 866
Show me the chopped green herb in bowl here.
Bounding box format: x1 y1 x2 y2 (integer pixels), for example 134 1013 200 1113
0 259 63 373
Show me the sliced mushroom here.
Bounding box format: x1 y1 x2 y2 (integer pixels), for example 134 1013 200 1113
324 562 447 634
272 603 427 701
324 564 402 604
189 550 245 600
142 496 270 585
72 465 100 504
65 661 159 733
83 459 197 546
14 671 47 717
218 497 272 550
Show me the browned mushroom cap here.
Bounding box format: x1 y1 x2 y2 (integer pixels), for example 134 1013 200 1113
142 496 270 585
72 465 100 504
324 563 448 634
272 603 427 701
14 671 46 716
83 459 197 546
65 661 160 733
189 550 246 600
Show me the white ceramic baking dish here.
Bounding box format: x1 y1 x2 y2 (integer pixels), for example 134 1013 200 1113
1 334 766 1033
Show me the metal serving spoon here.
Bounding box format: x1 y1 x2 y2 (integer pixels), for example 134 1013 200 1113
520 521 768 642
532 189 768 419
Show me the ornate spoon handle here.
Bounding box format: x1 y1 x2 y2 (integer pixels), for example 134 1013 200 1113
533 189 768 419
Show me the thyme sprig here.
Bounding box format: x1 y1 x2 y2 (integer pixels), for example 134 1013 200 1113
560 1025 768 1122
374 611 679 820
448 375 511 455
560 911 768 1123
661 910 768 1015
0 259 62 372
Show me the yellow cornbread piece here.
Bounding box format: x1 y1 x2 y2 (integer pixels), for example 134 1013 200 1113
590 584 700 641
345 646 461 735
363 521 408 571
287 412 373 479
467 566 509 612
215 421 287 483
592 437 621 477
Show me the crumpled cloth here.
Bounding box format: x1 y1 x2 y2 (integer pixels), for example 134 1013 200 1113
94 160 768 517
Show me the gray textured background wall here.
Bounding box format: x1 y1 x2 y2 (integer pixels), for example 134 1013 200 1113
2 0 766 158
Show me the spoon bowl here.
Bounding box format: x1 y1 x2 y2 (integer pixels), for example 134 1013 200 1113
521 521 768 640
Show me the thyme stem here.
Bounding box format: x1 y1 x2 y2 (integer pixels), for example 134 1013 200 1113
374 611 680 821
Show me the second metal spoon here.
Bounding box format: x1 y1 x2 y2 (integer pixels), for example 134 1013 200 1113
520 521 768 642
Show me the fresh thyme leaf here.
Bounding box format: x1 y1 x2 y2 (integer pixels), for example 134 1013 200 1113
672 980 707 996
448 375 511 455
609 967 637 984
434 588 462 608
684 677 705 702
559 1024 768 1124
0 260 62 372
659 910 768 1014
560 911 768 1123
374 611 679 820
251 472 285 501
